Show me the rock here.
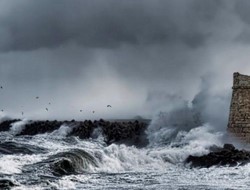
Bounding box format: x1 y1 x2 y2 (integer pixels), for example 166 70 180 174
223 144 235 151
186 144 250 168
0 119 21 132
10 118 149 146
18 120 63 136
0 179 16 189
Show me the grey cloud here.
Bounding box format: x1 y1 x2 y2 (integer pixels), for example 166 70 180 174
0 0 228 51
235 0 250 25
0 0 249 121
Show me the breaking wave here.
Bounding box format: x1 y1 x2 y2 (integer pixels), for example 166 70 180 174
0 104 241 189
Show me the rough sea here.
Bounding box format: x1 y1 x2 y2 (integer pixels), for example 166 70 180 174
0 112 250 190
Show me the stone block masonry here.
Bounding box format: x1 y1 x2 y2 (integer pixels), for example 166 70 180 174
228 72 250 142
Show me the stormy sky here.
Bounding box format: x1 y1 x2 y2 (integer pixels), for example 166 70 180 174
0 0 250 123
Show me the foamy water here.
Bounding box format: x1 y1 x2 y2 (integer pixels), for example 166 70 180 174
0 112 249 189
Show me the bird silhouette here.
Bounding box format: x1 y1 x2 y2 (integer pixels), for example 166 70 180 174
46 108 48 111
107 105 112 108
48 102 51 105
92 111 95 113
0 86 2 89
80 110 83 112
21 112 24 115
36 96 39 99
1 110 3 112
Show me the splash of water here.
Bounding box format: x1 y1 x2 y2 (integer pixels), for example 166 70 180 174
50 124 73 137
9 119 29 135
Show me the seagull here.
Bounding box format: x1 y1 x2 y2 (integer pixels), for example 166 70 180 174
46 108 48 111
107 105 112 108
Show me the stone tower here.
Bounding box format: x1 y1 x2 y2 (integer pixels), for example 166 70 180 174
228 72 250 142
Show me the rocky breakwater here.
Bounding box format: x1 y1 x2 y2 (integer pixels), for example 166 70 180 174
0 119 20 132
99 119 148 146
186 144 250 168
0 119 149 146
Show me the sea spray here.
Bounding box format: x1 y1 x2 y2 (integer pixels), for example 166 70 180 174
50 124 73 137
146 103 202 146
142 104 225 164
9 119 29 135
91 127 105 142
0 109 241 189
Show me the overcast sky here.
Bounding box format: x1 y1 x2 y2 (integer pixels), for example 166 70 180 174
0 0 250 122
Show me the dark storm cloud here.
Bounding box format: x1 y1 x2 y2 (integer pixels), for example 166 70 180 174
233 0 250 43
234 0 250 25
0 0 250 121
0 0 227 51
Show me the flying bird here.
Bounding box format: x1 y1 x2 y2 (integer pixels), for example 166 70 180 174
80 110 83 112
107 105 112 108
0 86 2 89
46 108 48 111
92 111 95 114
36 96 39 99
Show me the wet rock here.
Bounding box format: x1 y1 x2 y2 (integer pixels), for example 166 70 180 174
11 118 149 146
0 179 16 189
99 120 149 147
186 144 250 168
223 143 235 151
0 119 21 132
18 120 63 135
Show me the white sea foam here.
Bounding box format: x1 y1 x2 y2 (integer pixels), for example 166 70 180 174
0 154 43 174
50 124 73 137
0 103 244 189
9 119 29 135
91 127 105 142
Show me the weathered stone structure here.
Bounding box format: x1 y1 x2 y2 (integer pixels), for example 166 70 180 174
228 72 250 142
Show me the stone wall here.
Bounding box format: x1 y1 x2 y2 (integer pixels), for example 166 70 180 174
228 72 250 142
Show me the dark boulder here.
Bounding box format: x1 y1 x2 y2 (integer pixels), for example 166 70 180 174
223 143 235 151
11 118 149 147
18 120 63 135
0 179 16 189
99 120 149 147
186 144 250 168
0 119 20 132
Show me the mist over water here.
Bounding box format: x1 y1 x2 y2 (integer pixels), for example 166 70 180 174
0 0 250 120
0 102 245 189
1 0 250 189
0 81 249 189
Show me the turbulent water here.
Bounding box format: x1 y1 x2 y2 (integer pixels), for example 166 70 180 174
0 113 250 190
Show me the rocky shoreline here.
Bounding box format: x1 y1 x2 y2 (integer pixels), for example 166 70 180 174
2 119 250 169
0 119 149 146
186 144 250 168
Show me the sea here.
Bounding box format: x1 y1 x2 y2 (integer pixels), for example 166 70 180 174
0 112 250 190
